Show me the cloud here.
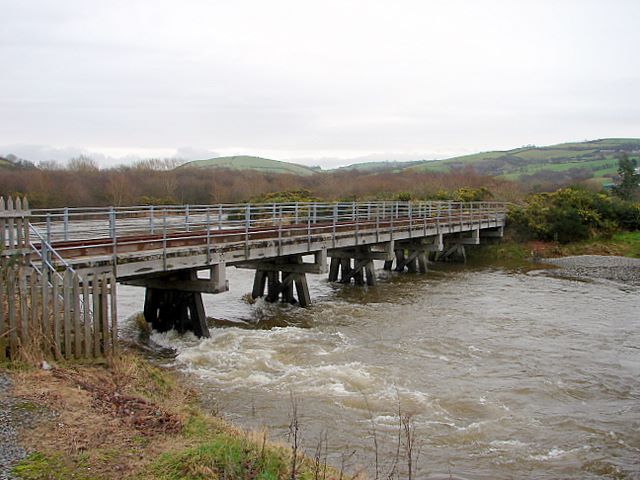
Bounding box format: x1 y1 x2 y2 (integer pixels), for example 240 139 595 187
1 1 639 167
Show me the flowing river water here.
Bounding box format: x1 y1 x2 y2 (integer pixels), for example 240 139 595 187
118 260 640 479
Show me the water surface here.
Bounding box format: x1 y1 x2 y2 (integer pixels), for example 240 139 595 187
118 261 640 479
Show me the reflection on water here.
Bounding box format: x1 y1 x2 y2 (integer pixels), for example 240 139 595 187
118 261 640 479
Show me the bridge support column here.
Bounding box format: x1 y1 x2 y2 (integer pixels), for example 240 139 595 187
386 240 430 273
124 266 228 338
327 244 391 286
435 231 483 263
435 243 466 263
251 256 312 307
143 288 209 337
243 253 326 307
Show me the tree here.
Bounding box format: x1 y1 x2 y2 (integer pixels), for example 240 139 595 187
67 155 99 172
612 153 640 200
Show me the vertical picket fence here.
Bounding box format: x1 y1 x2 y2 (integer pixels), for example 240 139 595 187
0 195 30 254
1 196 117 361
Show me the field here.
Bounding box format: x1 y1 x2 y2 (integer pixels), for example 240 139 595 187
179 155 318 176
0 157 15 169
408 138 640 184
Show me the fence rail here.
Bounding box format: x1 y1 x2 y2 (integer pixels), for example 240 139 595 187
1 196 117 361
0 263 116 361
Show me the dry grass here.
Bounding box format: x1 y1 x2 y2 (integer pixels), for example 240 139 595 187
6 351 350 480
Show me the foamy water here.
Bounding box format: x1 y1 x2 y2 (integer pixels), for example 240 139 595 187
118 262 640 479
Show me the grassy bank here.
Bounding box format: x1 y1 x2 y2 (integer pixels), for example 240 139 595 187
4 354 349 480
467 231 640 264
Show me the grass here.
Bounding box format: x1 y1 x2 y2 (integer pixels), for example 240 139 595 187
556 231 640 258
11 452 91 480
468 231 640 263
409 138 640 180
149 433 289 480
7 351 348 480
178 155 317 176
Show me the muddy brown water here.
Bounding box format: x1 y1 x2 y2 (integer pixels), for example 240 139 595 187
118 260 640 479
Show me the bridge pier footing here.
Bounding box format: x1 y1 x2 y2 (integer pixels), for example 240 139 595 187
434 242 467 263
384 240 430 273
252 268 311 306
247 254 318 307
143 288 210 338
125 267 228 338
328 244 389 286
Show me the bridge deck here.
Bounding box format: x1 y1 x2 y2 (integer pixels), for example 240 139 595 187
28 201 507 279
1 199 509 349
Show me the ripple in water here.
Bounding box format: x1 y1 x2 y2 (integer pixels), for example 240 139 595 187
119 262 640 479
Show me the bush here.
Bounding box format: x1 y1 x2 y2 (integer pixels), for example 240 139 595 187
510 186 640 243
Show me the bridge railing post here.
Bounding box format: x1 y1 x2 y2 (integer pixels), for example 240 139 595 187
307 210 311 249
185 204 190 232
332 204 337 248
375 203 380 242
355 203 359 245
162 209 167 270
206 207 211 263
109 207 117 264
245 204 251 254
149 205 155 234
390 205 394 240
63 207 69 241
46 213 52 245
278 206 283 256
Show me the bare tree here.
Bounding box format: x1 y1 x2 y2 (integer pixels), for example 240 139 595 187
67 155 99 171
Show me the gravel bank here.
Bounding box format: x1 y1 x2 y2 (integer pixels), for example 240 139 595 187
0 373 27 480
542 255 640 285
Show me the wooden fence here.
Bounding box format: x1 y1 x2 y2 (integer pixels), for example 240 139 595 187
1 196 117 361
0 196 30 254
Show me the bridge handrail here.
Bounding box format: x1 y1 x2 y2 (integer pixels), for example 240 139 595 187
24 200 508 266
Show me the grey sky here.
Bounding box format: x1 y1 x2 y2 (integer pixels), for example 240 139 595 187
1 0 639 168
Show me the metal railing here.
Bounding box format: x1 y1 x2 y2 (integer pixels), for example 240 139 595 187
27 201 508 262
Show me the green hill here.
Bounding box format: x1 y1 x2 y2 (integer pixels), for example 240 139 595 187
0 155 37 170
409 138 640 184
337 160 425 172
178 155 317 176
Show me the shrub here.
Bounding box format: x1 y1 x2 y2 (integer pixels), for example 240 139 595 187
509 186 640 243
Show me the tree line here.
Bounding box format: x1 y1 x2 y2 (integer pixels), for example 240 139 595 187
0 158 523 208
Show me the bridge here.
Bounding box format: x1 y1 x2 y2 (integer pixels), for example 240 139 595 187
1 198 507 359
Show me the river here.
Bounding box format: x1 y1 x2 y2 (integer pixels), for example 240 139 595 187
117 260 640 479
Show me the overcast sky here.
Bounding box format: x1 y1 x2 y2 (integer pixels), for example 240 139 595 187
1 0 639 168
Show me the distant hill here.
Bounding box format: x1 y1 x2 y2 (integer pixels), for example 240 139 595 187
178 155 317 176
0 155 36 170
337 160 425 172
409 138 640 184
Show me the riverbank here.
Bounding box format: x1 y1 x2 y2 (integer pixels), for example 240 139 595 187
541 255 640 285
1 354 349 480
467 231 640 264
